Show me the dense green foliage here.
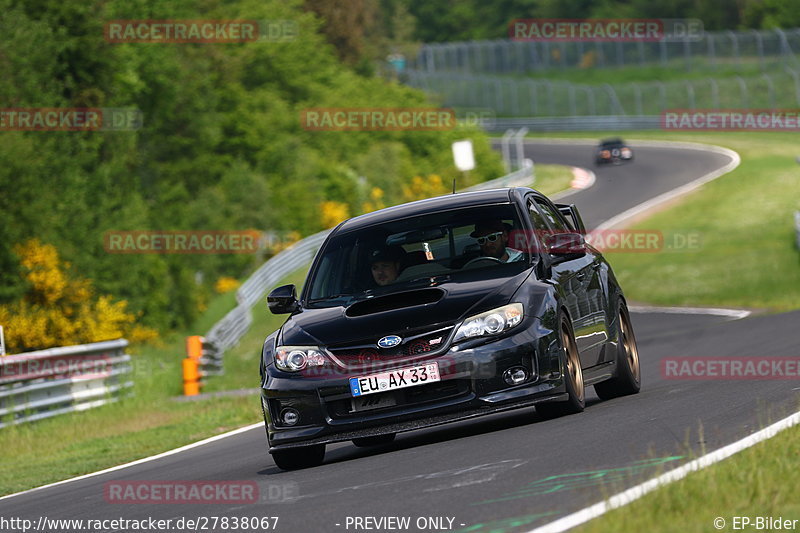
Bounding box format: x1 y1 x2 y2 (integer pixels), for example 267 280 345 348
0 0 503 334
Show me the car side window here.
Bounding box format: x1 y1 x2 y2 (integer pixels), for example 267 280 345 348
535 199 569 231
527 200 549 231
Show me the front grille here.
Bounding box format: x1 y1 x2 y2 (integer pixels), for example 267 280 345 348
327 326 453 368
326 379 469 419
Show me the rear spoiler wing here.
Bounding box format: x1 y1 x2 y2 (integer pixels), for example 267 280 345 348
555 203 586 234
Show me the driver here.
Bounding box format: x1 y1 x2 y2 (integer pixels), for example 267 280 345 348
470 220 524 263
369 245 405 286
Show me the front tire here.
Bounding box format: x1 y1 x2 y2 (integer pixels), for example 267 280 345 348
537 313 585 419
594 300 641 400
271 445 325 471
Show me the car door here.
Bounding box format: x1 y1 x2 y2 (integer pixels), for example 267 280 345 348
530 196 608 368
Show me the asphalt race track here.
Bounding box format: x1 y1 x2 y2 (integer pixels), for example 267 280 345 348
3 140 799 533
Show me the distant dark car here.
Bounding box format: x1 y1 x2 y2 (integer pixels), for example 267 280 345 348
596 138 633 165
261 188 641 470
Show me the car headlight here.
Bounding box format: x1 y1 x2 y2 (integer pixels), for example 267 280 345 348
453 303 524 343
274 346 326 372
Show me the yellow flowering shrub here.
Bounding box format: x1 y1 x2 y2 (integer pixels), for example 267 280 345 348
401 174 449 203
0 239 158 353
362 187 386 213
320 201 350 229
215 276 241 294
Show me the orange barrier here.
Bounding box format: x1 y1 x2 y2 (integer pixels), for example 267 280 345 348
182 357 200 396
186 335 203 361
182 335 205 396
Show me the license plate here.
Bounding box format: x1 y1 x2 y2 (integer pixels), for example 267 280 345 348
351 393 397 412
350 363 440 397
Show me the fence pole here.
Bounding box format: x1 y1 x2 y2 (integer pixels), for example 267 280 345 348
752 29 765 71
785 67 800 106
727 31 739 70
708 78 720 108
685 81 696 109
708 33 716 70
735 75 748 107
762 73 776 108
633 83 643 115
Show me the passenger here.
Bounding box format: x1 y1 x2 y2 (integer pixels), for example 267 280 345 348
470 220 524 263
369 245 405 286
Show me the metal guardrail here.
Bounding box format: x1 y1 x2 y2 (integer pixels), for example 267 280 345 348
0 339 132 428
198 165 536 373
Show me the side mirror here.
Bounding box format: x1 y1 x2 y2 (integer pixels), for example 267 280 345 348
548 232 587 262
267 284 299 314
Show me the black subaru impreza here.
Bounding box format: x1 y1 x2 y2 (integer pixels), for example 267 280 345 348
261 187 640 470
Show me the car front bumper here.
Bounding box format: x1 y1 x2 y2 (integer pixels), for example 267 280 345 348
262 322 565 451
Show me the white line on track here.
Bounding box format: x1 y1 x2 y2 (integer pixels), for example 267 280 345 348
526 410 800 533
0 423 263 501
628 305 751 320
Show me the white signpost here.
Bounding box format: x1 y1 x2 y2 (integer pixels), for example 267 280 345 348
0 325 5 356
452 140 475 172
452 140 475 193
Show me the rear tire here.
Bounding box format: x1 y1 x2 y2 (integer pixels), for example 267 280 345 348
352 433 396 448
537 313 585 419
594 300 641 400
271 445 325 471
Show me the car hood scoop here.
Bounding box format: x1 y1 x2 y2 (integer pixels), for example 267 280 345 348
345 288 444 317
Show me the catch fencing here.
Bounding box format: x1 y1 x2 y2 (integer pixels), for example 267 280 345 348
410 28 800 73
406 68 800 117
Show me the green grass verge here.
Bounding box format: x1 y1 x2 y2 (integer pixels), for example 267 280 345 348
531 164 576 197
576 421 800 533
528 130 800 312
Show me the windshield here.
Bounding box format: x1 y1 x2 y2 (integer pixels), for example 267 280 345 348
304 203 530 307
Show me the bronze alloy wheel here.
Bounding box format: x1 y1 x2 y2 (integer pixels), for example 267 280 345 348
620 305 640 385
562 319 584 405
537 314 585 418
594 301 642 400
